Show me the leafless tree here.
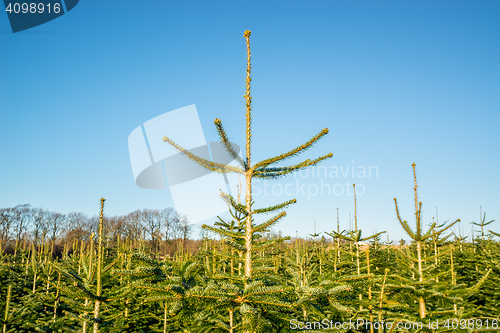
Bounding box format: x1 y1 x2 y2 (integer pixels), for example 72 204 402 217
160 207 177 242
104 215 127 244
46 212 66 243
141 209 163 254
12 204 31 247
169 213 190 242
65 212 91 242
0 207 14 245
122 210 142 243
178 214 191 247
170 214 182 240
1 204 193 253
31 208 50 246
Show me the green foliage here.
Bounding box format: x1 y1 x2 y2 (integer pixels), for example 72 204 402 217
1 32 498 333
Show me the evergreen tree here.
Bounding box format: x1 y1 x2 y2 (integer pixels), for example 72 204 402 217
389 163 491 329
161 30 332 332
50 199 127 332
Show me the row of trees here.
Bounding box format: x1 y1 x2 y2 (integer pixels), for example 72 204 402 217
0 205 191 251
0 30 498 332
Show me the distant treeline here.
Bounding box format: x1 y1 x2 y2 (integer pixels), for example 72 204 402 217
0 205 196 256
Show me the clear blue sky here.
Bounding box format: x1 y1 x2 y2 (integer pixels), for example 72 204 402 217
1 1 499 241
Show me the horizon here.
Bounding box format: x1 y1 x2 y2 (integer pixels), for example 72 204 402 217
1 1 499 242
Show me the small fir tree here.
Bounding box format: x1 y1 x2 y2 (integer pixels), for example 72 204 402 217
161 30 333 332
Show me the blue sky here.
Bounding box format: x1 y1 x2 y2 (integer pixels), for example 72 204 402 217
1 1 499 241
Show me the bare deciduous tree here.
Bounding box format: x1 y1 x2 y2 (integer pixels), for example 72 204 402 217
141 209 163 254
31 208 49 246
178 214 191 246
0 207 14 245
46 212 66 243
161 207 176 242
65 212 91 242
12 204 31 248
123 210 142 243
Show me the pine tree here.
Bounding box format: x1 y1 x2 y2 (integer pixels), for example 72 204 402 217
161 30 333 332
471 208 495 241
50 199 126 332
390 163 491 328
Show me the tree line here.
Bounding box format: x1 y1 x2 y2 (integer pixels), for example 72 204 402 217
0 204 193 256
